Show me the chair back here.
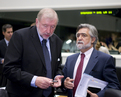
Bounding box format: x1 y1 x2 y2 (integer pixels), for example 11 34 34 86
0 89 8 97
104 88 121 97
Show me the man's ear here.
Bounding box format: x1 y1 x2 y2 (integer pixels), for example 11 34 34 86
91 37 96 44
2 31 5 35
36 18 38 23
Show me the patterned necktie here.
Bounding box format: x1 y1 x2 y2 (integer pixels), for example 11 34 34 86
73 53 85 97
42 39 52 97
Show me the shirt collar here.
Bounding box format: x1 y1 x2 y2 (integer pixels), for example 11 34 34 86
4 38 9 46
36 27 49 43
80 47 94 58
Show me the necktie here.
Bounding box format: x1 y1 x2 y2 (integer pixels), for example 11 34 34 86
73 53 85 97
42 39 52 97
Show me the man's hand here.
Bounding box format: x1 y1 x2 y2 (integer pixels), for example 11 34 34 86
64 77 74 89
1 59 4 64
51 75 64 88
87 90 98 97
35 77 53 89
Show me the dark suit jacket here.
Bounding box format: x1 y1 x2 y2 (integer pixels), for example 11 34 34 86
62 49 121 97
3 26 63 97
0 39 7 87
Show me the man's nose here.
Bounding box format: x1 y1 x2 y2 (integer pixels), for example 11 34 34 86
47 26 51 33
10 33 13 35
78 35 83 39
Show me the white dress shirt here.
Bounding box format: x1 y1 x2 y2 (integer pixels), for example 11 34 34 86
73 47 94 80
4 38 9 46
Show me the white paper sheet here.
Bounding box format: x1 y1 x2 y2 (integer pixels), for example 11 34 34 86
75 73 108 97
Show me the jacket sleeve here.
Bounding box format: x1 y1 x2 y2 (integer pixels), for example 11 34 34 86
3 31 33 88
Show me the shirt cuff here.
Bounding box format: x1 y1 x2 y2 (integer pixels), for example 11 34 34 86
0 58 4 64
31 76 37 88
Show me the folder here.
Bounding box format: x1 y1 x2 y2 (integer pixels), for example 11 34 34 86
75 73 108 97
87 87 101 97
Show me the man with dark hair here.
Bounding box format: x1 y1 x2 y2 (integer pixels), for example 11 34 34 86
0 24 13 87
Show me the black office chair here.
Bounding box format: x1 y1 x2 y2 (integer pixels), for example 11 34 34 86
0 89 8 97
116 67 121 86
104 88 121 97
105 67 121 97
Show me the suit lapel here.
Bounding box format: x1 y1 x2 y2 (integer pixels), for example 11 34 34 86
3 39 7 49
49 35 57 73
84 49 98 74
30 26 46 68
70 53 80 78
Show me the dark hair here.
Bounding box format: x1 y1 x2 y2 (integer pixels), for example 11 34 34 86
2 24 13 32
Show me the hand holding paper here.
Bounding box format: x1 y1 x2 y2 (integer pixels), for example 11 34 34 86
87 90 98 97
75 73 108 97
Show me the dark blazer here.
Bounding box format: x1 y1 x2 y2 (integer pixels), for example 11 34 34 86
3 26 63 97
0 39 7 87
62 49 121 97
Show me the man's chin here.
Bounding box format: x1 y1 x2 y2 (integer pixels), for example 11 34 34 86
77 46 83 50
44 34 53 39
43 36 50 39
77 44 83 49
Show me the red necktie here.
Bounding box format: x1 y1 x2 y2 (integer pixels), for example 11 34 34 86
73 53 85 97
